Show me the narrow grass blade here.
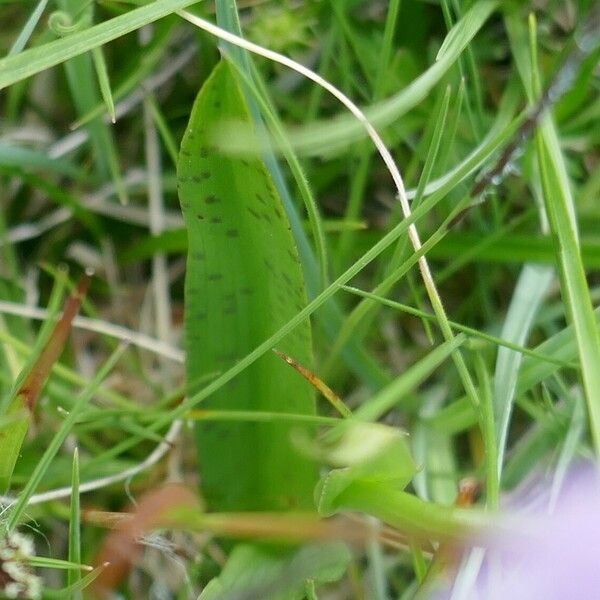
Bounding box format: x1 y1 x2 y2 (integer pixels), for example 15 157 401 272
518 307 600 394
426 232 600 269
355 335 466 423
535 123 600 450
68 447 82 597
43 564 106 599
341 286 570 368
146 93 178 168
548 388 585 512
70 19 178 128
474 353 498 509
494 264 554 476
53 1 127 203
91 46 116 123
8 0 49 55
26 556 90 571
0 143 82 179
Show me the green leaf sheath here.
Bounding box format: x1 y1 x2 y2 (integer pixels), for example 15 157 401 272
178 60 316 512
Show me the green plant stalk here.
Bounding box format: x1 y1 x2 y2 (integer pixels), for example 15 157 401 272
334 481 488 542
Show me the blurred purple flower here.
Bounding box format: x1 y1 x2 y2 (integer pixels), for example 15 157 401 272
445 466 600 599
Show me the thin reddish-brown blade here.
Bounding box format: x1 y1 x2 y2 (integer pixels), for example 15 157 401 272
18 273 91 412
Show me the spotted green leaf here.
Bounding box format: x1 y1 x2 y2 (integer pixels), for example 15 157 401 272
178 60 316 512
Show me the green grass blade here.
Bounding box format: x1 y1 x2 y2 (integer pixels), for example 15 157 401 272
474 352 498 509
0 143 83 179
355 335 466 423
91 46 116 123
178 59 316 511
232 60 330 290
8 0 49 55
518 308 600 394
426 232 600 269
146 93 179 168
494 264 554 476
68 447 82 597
43 565 106 599
25 556 90 571
341 286 571 368
71 19 178 128
548 389 585 511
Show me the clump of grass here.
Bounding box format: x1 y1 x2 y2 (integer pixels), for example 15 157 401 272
0 1 599 598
